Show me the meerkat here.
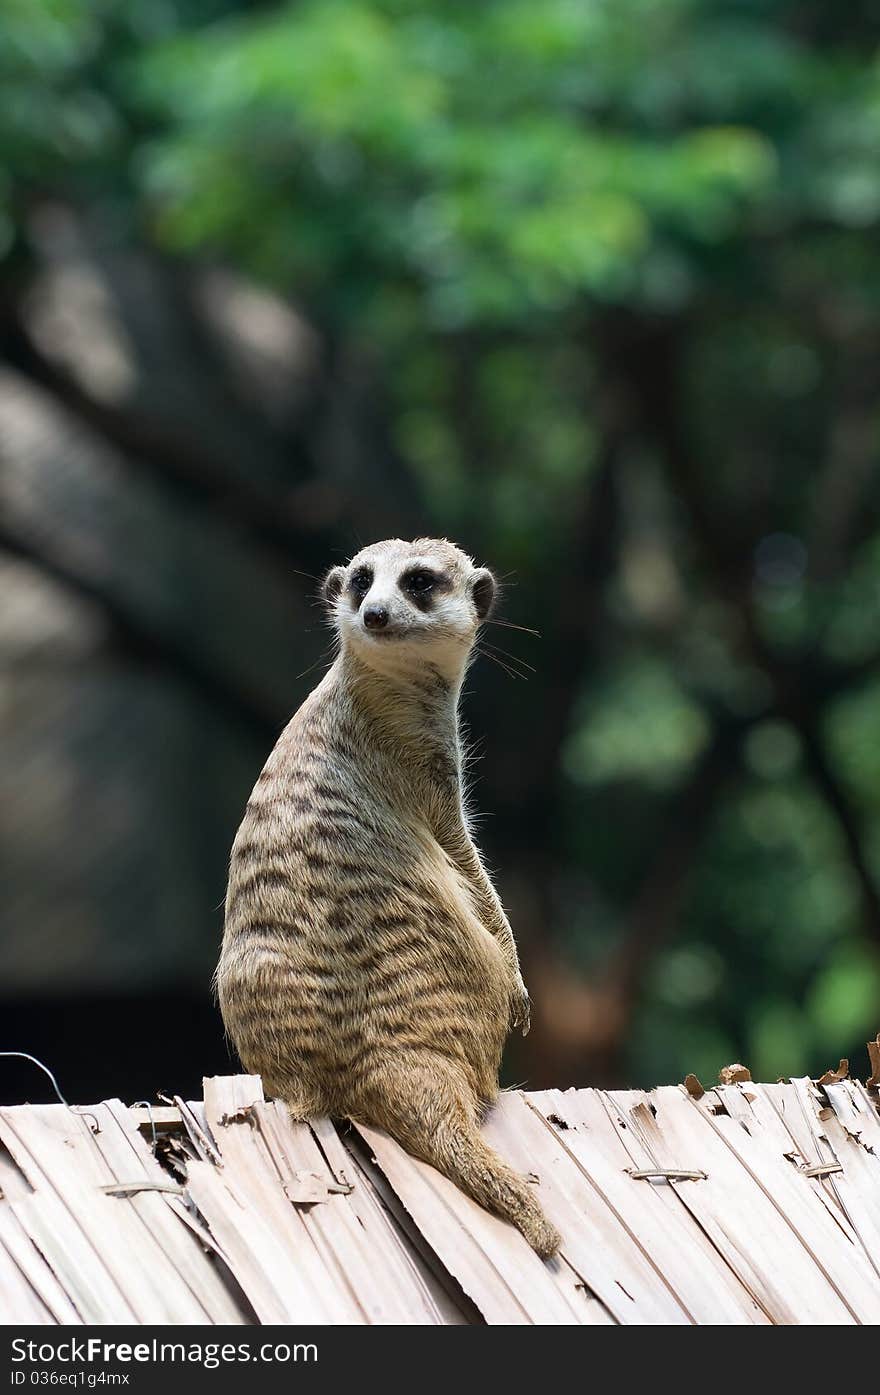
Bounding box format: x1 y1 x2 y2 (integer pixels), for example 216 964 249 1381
216 538 561 1258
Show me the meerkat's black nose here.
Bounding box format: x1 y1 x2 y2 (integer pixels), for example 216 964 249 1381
363 604 389 630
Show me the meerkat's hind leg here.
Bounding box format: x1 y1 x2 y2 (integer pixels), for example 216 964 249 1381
283 1094 314 1123
356 1053 561 1260
261 1073 322 1123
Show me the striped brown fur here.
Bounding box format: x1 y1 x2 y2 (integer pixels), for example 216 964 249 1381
216 538 560 1258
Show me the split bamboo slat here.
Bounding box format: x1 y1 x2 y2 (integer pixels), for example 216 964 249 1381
1 1073 878 1325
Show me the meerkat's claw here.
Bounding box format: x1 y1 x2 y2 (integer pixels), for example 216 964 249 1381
511 985 531 1035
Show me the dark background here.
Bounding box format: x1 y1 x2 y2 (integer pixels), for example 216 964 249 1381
2 0 880 1105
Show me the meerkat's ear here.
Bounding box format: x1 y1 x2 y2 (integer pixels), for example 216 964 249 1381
471 568 497 621
322 566 346 607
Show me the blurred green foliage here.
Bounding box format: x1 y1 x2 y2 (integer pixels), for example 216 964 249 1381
2 0 879 1086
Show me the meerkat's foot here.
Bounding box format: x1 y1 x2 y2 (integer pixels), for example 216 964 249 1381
523 1212 562 1259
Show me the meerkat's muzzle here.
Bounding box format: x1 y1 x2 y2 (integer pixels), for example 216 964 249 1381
362 604 389 630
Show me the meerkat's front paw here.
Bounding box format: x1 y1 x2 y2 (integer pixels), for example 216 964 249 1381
511 981 532 1036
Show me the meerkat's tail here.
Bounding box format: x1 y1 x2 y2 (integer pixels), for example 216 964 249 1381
358 1056 561 1259
430 1114 561 1258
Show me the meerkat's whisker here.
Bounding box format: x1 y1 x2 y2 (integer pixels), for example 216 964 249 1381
481 639 536 674
486 618 541 637
479 640 534 678
476 645 527 681
292 643 338 684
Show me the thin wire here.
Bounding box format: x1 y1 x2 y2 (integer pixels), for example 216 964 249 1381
0 1051 100 1132
0 1051 70 1105
131 1099 158 1149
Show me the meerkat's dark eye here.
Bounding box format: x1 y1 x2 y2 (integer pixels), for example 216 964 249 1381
402 568 436 595
349 566 373 596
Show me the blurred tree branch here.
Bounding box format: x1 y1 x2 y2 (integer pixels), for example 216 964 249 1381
0 519 283 742
483 367 627 899
529 712 749 1085
0 303 335 577
796 718 880 950
625 314 880 958
519 308 880 1084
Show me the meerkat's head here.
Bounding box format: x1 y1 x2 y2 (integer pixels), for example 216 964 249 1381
323 538 495 681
